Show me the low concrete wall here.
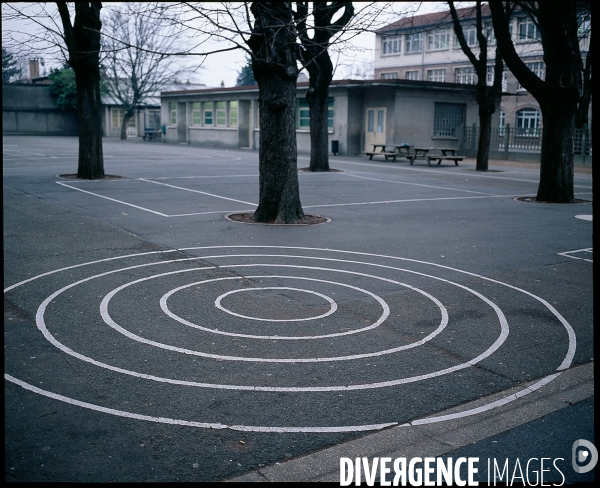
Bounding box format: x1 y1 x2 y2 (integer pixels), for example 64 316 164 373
2 84 78 135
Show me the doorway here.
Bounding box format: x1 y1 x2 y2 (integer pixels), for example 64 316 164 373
364 107 386 152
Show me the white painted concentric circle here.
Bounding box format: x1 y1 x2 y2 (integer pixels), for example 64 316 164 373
4 245 577 433
214 286 337 322
159 275 389 339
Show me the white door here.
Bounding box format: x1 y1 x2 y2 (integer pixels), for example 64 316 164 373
364 108 386 152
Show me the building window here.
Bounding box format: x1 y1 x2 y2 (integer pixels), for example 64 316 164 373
516 108 541 135
405 70 420 80
380 72 398 79
203 103 213 125
455 66 477 85
169 102 176 125
405 33 423 53
382 35 401 55
578 18 591 37
518 18 541 41
297 100 310 128
427 69 446 82
229 101 238 127
518 61 545 90
428 31 450 50
191 102 201 126
296 98 333 129
216 101 227 126
459 27 478 47
111 108 136 129
486 65 507 91
433 102 464 137
499 110 506 135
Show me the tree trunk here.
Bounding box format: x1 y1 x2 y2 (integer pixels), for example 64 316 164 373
306 54 333 172
248 2 304 224
57 2 105 180
120 109 134 140
475 91 496 172
252 69 305 223
536 103 576 203
73 54 104 179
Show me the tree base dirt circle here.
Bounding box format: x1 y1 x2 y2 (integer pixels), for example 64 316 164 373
514 196 590 204
58 174 124 180
225 213 331 225
298 167 344 173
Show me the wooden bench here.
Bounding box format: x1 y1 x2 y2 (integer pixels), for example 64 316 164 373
365 144 399 161
426 155 464 166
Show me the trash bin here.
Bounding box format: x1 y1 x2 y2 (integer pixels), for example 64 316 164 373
331 140 339 155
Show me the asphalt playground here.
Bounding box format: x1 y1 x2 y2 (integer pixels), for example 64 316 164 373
3 135 594 482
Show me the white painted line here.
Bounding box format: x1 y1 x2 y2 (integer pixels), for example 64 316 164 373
335 160 592 188
575 215 593 221
5 246 576 432
139 178 257 206
4 374 396 433
411 373 561 425
148 175 259 180
557 248 593 263
161 276 392 338
214 286 338 322
55 181 169 217
343 172 501 196
303 195 507 209
167 209 255 217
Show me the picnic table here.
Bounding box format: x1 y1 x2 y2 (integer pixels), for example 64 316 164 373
426 147 464 166
143 129 162 141
408 147 436 165
365 144 399 161
409 147 464 166
365 144 414 162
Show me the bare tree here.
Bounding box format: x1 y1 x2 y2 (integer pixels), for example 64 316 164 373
56 1 104 179
294 2 354 172
247 2 305 223
101 3 187 140
448 2 505 172
490 1 590 203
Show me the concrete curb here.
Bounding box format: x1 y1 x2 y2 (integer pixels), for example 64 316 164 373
226 362 593 482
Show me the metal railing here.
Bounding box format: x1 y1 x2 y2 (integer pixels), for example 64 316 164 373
462 124 591 163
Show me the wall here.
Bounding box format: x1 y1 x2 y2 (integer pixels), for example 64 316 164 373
2 84 78 135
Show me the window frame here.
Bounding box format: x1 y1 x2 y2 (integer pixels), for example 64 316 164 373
433 102 465 138
428 31 450 51
427 68 446 83
168 102 176 126
405 32 423 53
455 66 477 85
405 70 420 81
515 108 541 136
382 35 401 56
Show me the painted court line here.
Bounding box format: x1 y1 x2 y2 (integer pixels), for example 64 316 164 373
303 194 508 209
55 181 169 217
139 178 257 206
343 172 503 196
557 248 593 263
333 159 593 188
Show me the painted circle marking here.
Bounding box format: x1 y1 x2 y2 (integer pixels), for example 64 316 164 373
4 246 577 433
214 286 337 322
160 275 389 339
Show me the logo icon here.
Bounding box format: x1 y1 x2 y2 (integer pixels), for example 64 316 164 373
572 439 598 474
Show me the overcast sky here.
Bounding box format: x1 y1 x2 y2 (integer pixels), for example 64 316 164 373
2 2 450 87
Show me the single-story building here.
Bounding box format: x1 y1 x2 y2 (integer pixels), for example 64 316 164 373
160 79 483 156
